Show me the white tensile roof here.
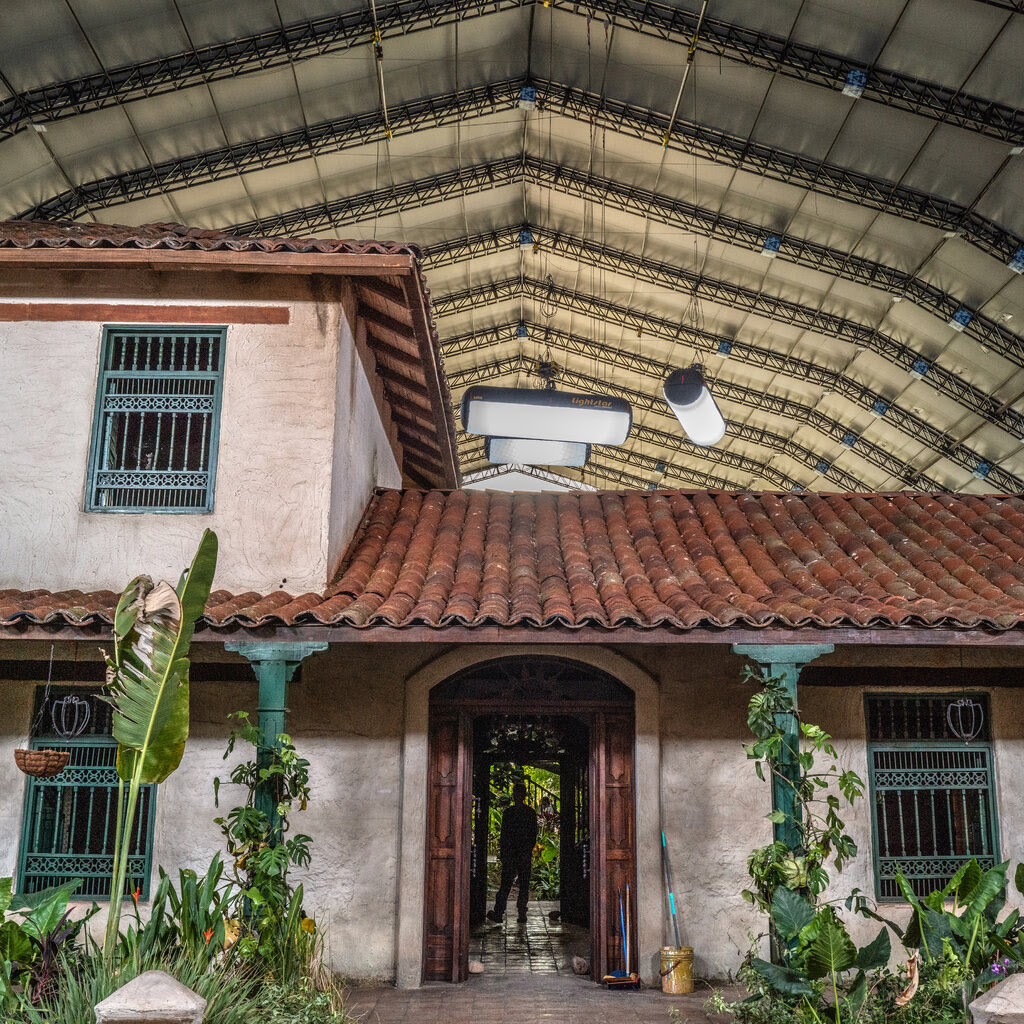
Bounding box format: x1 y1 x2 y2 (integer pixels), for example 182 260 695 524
1 0 1023 495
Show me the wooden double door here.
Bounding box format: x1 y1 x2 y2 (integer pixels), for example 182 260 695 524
423 705 636 983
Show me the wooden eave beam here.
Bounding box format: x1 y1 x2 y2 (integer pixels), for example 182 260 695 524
396 428 443 462
0 248 417 277
359 276 408 306
401 274 460 487
358 302 416 340
403 447 444 476
391 408 435 435
376 363 430 399
367 335 422 370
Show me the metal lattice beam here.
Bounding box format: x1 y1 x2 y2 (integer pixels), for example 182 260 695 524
442 333 964 491
458 430 751 492
461 463 599 490
434 275 1024 456
446 319 1015 491
427 227 1018 395
4 0 1020 144
20 75 1023 266
230 155 1024 365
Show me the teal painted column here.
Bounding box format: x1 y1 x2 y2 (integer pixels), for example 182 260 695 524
225 641 328 835
732 644 834 850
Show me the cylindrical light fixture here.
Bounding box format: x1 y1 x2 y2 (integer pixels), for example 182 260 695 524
485 437 590 467
663 367 726 446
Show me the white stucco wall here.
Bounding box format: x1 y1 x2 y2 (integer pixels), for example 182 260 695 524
0 270 399 595
3 641 1024 986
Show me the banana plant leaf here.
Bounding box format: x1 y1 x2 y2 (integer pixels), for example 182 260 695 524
105 530 217 784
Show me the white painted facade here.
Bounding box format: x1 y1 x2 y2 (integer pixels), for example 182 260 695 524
0 268 401 596
2 641 1022 985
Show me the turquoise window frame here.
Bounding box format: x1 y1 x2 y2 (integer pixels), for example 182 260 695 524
865 693 999 902
85 324 226 513
17 734 157 901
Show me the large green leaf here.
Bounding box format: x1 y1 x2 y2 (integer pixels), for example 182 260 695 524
107 530 217 784
806 914 857 980
0 879 10 918
750 958 815 996
855 927 891 971
0 922 35 966
1015 863 1024 899
772 886 814 942
963 861 1009 922
7 878 81 916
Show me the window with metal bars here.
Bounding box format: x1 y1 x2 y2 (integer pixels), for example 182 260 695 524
17 687 156 900
866 694 998 901
86 325 225 512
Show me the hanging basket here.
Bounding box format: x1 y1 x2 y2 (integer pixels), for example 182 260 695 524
14 748 70 778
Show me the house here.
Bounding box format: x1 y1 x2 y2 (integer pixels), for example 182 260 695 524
2 220 1023 989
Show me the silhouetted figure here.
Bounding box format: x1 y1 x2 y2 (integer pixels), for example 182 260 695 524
486 782 538 923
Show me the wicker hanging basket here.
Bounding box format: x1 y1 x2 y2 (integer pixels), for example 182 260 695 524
14 748 70 778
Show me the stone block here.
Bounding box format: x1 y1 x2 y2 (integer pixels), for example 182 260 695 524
970 973 1024 1024
94 970 206 1024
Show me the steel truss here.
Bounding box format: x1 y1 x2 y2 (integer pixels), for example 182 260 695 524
3 0 1019 144
231 156 1023 365
461 463 598 490
428 227 1020 400
434 276 1024 469
21 75 1022 265
443 328 972 492
446 321 1015 493
457 429 749 492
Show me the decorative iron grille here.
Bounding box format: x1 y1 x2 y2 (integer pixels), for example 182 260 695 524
87 326 225 512
17 687 156 899
866 694 997 901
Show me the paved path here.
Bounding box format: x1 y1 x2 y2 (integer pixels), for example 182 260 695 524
345 974 729 1024
469 900 590 975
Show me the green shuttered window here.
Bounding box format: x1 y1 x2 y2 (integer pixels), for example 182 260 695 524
866 694 998 901
87 325 225 513
17 688 156 900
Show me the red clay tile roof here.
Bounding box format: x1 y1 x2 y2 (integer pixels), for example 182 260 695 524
0 219 421 256
6 489 1024 633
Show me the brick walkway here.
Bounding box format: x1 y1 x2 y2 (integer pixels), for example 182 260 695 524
345 973 726 1024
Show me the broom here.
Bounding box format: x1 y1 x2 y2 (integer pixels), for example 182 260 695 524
603 886 640 988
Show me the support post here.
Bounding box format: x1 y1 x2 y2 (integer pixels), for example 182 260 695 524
225 641 327 834
732 644 834 849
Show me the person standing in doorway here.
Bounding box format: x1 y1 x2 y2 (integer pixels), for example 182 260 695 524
487 781 538 924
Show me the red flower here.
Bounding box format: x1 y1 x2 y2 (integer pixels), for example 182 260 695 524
131 887 141 904
204 929 213 944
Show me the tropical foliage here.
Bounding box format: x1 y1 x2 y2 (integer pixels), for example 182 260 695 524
713 669 1024 1024
214 710 317 983
101 529 218 954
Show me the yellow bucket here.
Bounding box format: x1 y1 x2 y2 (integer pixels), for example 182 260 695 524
660 945 694 994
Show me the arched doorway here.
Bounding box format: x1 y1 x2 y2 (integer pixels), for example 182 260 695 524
423 657 637 983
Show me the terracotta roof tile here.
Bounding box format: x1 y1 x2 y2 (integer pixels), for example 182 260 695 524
7 490 1024 633
0 220 420 257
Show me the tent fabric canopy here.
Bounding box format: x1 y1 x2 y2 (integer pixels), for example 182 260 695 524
0 1 1022 494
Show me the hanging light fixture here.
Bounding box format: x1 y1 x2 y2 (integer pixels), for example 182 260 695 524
663 366 726 446
486 437 590 467
461 385 632 445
